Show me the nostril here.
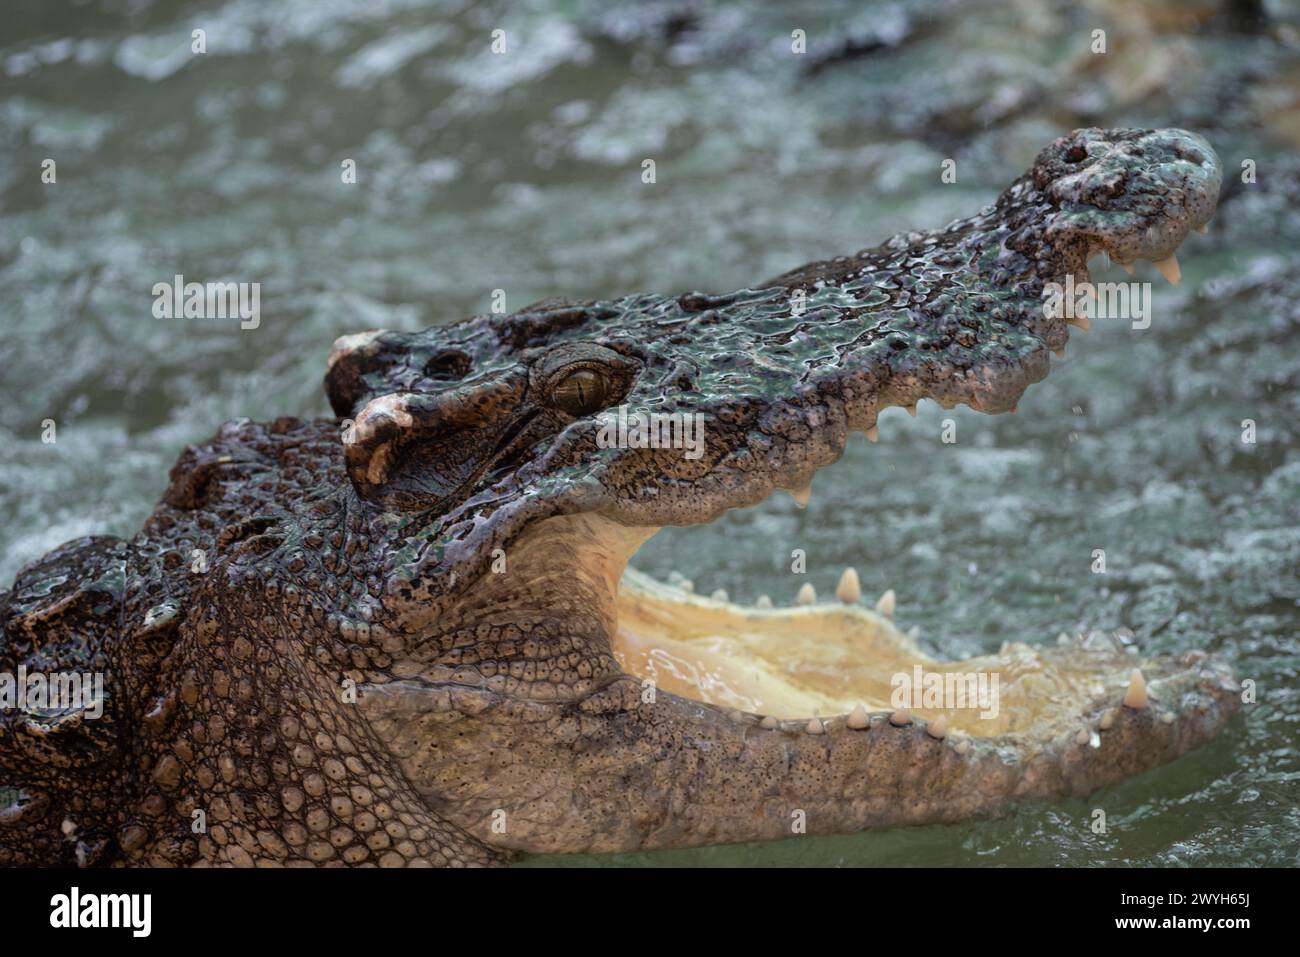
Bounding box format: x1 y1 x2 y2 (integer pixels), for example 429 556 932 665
1063 144 1088 164
1164 138 1207 166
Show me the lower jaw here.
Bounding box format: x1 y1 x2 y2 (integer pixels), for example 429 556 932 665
609 563 1215 746
486 503 1233 758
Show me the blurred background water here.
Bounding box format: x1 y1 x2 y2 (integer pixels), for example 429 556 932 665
2 0 1298 865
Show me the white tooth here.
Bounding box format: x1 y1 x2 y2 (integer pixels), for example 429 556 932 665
1123 669 1148 710
797 583 816 605
668 570 685 584
927 714 948 739
805 718 825 735
1068 315 1091 331
953 736 970 755
680 579 694 593
710 588 729 602
789 483 812 509
1099 709 1115 730
1153 254 1181 286
1195 224 1208 235
866 425 879 443
836 567 861 603
889 707 911 727
1160 712 1175 724
847 704 870 729
875 589 896 618
1121 261 1135 275
1052 347 1066 358
755 594 773 609
760 715 779 729
906 403 917 417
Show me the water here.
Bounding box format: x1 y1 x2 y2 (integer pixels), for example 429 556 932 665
2 0 1297 866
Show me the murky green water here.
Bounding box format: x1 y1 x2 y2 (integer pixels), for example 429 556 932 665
2 0 1297 866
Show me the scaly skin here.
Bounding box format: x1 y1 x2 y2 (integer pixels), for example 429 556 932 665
0 128 1236 866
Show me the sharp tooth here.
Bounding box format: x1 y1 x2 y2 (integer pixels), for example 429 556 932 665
710 588 729 602
755 594 773 609
875 589 896 618
866 425 879 442
835 567 861 603
1120 261 1135 275
805 718 825 734
1123 669 1148 709
1195 224 1208 235
680 579 694 593
1099 709 1115 730
905 403 917 417
797 583 816 605
847 704 870 729
1052 347 1066 358
953 736 970 755
789 483 812 509
889 707 911 727
760 715 779 729
927 714 948 739
1153 254 1181 286
1068 315 1090 331
1160 712 1175 725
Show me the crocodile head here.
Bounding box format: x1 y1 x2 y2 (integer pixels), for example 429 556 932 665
0 128 1236 867
316 128 1236 856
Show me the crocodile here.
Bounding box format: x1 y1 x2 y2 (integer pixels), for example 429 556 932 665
0 127 1237 867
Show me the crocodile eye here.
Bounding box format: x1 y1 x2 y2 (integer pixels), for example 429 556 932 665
423 350 472 380
1064 144 1088 164
552 368 608 416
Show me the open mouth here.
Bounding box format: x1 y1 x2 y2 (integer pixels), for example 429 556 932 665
605 507 1219 753
590 234 1223 753
611 562 1138 741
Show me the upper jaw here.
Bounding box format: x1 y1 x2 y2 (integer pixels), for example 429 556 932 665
1044 128 1222 272
365 127 1224 625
